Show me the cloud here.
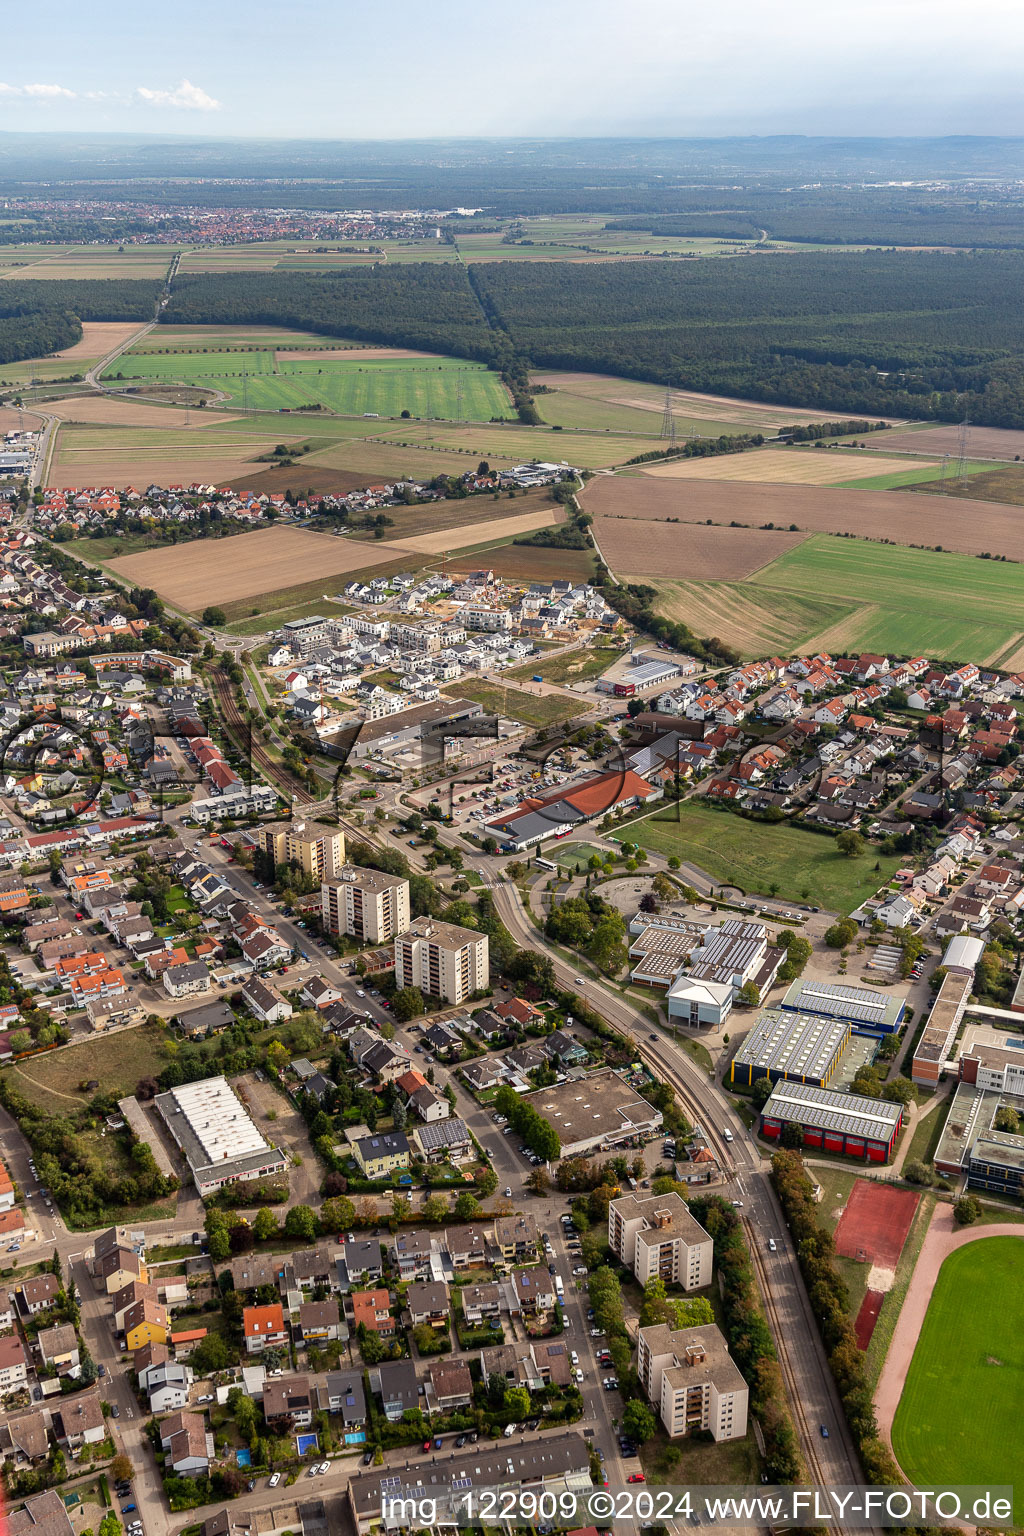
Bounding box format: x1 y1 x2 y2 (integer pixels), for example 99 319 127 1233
0 82 77 99
134 79 221 111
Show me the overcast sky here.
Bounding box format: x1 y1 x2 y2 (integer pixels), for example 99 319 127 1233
3 0 1024 138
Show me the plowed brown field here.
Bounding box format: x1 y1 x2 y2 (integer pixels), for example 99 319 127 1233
593 517 806 579
54 322 143 360
867 425 1024 460
583 476 1024 560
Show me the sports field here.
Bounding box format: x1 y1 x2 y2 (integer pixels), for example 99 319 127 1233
617 801 901 911
104 345 511 421
651 535 1024 664
891 1237 1024 1494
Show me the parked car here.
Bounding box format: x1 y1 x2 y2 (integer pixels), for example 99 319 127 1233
268 1473 281 1487
362 1450 374 1466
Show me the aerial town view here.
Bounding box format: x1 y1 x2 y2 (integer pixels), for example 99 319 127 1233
0 6 1022 1536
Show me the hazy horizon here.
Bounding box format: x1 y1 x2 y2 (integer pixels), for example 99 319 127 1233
3 0 1024 141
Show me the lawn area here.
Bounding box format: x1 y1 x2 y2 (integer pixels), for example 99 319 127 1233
641 1427 762 1485
6 1021 169 1115
444 681 589 729
508 642 625 686
616 802 900 913
901 1093 954 1171
891 1236 1024 1498
546 842 611 872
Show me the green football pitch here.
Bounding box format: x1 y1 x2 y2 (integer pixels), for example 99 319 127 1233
891 1236 1024 1500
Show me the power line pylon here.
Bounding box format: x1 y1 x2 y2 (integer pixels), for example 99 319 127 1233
660 389 676 443
956 407 971 490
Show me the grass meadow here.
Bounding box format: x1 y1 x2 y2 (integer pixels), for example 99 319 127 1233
891 1237 1024 1499
104 347 512 421
618 801 901 912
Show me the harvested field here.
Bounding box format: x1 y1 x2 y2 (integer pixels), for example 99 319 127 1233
582 475 1024 561
650 577 852 657
276 346 434 361
55 322 143 360
868 424 1024 460
447 544 595 583
383 506 561 556
49 435 301 490
592 516 806 580
0 405 45 434
532 370 892 431
642 449 936 485
47 397 242 429
906 460 1024 508
107 525 396 610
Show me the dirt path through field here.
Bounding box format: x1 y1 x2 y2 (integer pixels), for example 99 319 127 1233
874 1206 1024 1459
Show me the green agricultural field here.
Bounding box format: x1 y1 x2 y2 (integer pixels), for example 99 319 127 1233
618 801 901 912
891 1237 1024 1501
831 460 997 491
103 347 512 422
749 536 1024 663
660 534 1024 664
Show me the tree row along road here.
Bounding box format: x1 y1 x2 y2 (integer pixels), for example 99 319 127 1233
488 878 863 1493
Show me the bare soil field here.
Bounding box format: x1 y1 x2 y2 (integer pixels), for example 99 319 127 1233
867 425 1024 460
275 346 435 362
108 525 398 609
536 372 904 430
54 322 143 360
447 544 594 583
383 506 561 555
47 397 242 429
642 449 935 485
582 476 1024 560
593 516 806 580
0 405 44 434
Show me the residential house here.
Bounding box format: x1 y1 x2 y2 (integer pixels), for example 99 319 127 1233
493 1213 538 1264
160 1410 213 1475
369 1359 419 1421
352 1131 410 1180
297 1300 343 1344
124 1297 169 1352
425 1360 473 1412
262 1375 314 1430
392 1229 435 1281
243 1304 288 1355
320 1371 366 1433
53 1390 105 1453
350 1289 394 1338
406 1281 449 1329
36 1324 79 1374
0 1334 29 1390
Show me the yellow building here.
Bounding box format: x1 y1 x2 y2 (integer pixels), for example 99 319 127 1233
124 1297 168 1352
256 819 345 882
352 1131 411 1180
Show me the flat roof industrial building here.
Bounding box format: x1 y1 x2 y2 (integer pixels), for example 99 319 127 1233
781 976 906 1035
760 1080 904 1162
729 1009 851 1091
155 1075 287 1195
525 1070 663 1156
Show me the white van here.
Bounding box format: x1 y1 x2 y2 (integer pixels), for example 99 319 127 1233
503 1422 517 1438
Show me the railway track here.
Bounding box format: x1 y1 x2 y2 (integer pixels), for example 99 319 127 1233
210 667 310 803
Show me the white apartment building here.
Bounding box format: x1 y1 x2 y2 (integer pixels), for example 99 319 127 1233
608 1192 713 1290
463 605 515 632
394 917 489 1005
322 867 411 945
637 1323 748 1441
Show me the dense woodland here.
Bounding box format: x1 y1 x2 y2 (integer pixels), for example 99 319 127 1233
164 268 496 360
0 279 162 367
161 252 1024 426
